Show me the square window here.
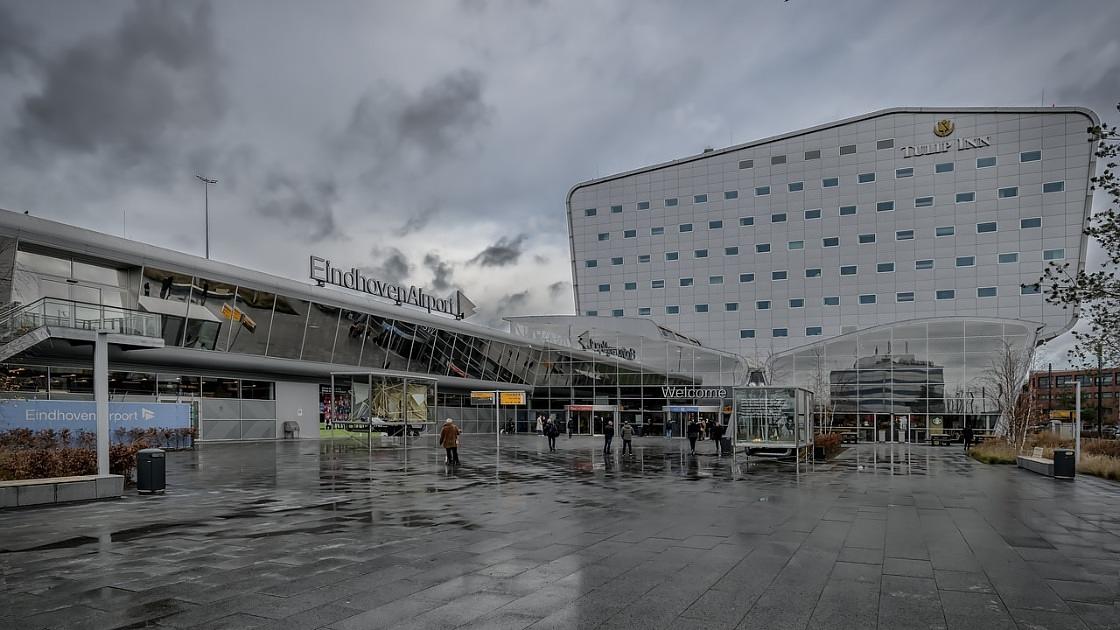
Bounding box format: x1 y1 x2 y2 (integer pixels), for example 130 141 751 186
805 208 822 220
859 294 877 304
610 204 623 213
611 256 623 265
623 229 636 238
679 277 693 287
806 326 823 336
739 273 755 283
896 292 915 303
876 138 895 150
823 296 840 306
695 304 708 313
859 233 877 244
772 212 787 223
915 259 934 270
624 282 637 290
724 190 739 199
936 289 955 300
738 159 754 169
896 230 914 240
877 262 895 273
638 254 651 263
665 251 679 261
876 201 895 212
755 186 771 196
977 221 997 233
805 149 821 160
740 329 756 338
998 186 1018 198
694 249 708 258
1021 283 1041 295
998 252 1018 263
1043 181 1065 193
822 177 839 188
935 162 954 173
725 246 739 255
788 181 804 192
710 275 724 285
771 155 786 165
956 256 975 267
977 156 997 168
823 236 840 247
806 268 822 278
1043 248 1065 260
858 172 875 184
756 243 771 253
680 223 693 232
652 279 665 288
598 283 610 292
651 226 664 235
694 194 708 203
638 201 650 210
665 197 678 206
789 298 805 308
585 260 597 268
1020 150 1042 162
638 307 651 315
586 310 597 316
896 167 914 178
584 208 597 217
839 144 856 155
839 205 857 216
598 232 609 241
840 265 857 275
915 196 934 207
772 270 788 280
757 300 771 310
936 226 955 237
955 192 976 203
788 240 804 250
740 217 755 226
725 302 738 312
666 305 679 314
611 309 623 317
1020 217 1041 228
977 287 997 298
773 328 788 337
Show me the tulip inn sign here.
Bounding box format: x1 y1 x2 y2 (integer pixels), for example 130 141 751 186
899 119 992 158
310 256 475 319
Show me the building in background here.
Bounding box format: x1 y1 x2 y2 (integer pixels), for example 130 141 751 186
568 108 1099 442
1031 368 1120 427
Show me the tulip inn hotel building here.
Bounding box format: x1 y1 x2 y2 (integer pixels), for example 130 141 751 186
568 108 1099 442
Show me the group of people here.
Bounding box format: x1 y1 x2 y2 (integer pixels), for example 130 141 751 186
600 420 636 456
686 416 727 455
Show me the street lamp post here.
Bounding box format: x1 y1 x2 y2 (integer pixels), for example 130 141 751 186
195 175 218 259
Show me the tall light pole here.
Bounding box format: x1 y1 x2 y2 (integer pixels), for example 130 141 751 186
195 175 217 259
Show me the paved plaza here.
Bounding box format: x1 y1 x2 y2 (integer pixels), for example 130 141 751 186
1 435 1119 629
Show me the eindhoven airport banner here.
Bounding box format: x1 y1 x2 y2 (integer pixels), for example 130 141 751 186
0 400 192 440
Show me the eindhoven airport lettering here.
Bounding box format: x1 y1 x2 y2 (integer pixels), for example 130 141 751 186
310 256 475 319
661 386 728 399
899 135 992 158
25 408 157 423
576 332 637 361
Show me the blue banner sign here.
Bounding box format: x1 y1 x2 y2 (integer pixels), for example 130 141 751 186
0 400 192 439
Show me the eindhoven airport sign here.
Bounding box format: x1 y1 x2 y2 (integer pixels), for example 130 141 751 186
0 401 191 438
576 331 637 361
310 256 476 319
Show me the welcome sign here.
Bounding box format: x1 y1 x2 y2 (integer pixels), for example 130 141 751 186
0 401 192 441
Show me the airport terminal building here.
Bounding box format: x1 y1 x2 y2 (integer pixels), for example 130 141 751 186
567 108 1099 442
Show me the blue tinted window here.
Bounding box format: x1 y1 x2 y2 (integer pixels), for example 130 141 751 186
977 287 997 298
665 197 678 206
586 310 597 316
788 240 804 250
666 305 679 314
584 208 597 216
739 273 755 283
772 270 788 280
936 226 954 237
955 192 975 203
877 262 895 273
840 265 857 275
1020 217 1041 228
623 229 636 238
1020 150 1041 162
679 277 693 287
788 181 804 192
1043 249 1064 260
756 300 771 310
740 217 754 226
611 257 623 265
740 329 755 338
876 201 894 212
839 205 857 216
772 328 788 337
956 256 975 267
859 233 876 244
611 309 623 317
610 205 623 214
976 222 997 233
1043 181 1065 193
679 223 693 232
998 187 1018 198
725 190 739 199
915 259 934 270
710 275 723 285
725 246 739 255
725 302 738 312
651 226 664 235
638 201 650 210
859 294 876 304
598 232 609 241
638 254 651 263
806 326 822 336
1021 284 1041 295
858 172 875 184
638 307 651 315
977 156 997 168
998 252 1018 263
915 196 934 207
756 243 771 253
896 292 915 302
694 249 708 258
823 237 840 247
755 186 770 196
935 162 954 173
694 194 708 203
772 213 787 223
598 284 610 292
896 167 914 178
585 260 597 268
652 279 665 288
822 177 839 188
806 268 822 278
936 289 955 300
896 230 914 240
709 219 723 229
789 298 804 308
695 304 708 313
665 251 678 261
823 296 840 306
805 209 821 220
624 282 637 290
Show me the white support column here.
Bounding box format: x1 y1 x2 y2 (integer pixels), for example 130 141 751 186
95 331 110 476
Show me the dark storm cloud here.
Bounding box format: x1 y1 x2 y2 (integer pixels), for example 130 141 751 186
495 290 531 315
395 207 438 237
548 281 569 299
0 4 39 72
469 234 528 267
422 253 454 291
367 247 412 284
254 170 340 241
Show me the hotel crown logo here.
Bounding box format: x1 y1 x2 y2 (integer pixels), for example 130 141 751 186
934 119 955 137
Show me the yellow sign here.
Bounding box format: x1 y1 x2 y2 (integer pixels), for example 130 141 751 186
221 303 234 319
499 391 526 405
470 391 495 404
934 119 955 138
1050 410 1074 420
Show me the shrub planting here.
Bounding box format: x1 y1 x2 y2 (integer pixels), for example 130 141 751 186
0 427 192 482
813 432 842 458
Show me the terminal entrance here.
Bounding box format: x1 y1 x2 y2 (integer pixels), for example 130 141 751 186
663 405 724 438
564 404 619 436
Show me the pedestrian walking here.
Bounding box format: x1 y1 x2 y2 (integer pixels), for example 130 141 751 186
440 418 461 465
711 422 724 455
621 421 634 456
665 420 673 438
567 417 575 438
962 425 974 452
603 420 615 455
686 418 700 455
545 418 559 452
536 415 544 435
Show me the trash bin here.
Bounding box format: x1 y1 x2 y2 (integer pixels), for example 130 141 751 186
1052 449 1076 479
282 421 300 439
137 448 166 494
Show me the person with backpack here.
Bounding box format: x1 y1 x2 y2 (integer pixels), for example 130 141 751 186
603 420 615 455
620 421 634 456
686 417 700 455
545 418 559 452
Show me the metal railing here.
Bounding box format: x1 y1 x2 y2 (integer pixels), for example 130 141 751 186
0 298 162 345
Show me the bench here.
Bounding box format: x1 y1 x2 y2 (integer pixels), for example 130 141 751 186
929 434 953 446
1017 454 1054 477
0 474 124 508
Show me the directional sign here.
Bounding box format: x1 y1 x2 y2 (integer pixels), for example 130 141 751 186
470 391 496 405
499 391 526 406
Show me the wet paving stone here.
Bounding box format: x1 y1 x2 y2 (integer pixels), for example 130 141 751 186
1 436 1119 628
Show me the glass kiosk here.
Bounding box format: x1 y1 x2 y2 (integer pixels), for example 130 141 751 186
733 387 813 458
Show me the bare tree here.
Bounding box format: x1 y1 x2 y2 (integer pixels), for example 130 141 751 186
980 340 1039 450
807 346 834 432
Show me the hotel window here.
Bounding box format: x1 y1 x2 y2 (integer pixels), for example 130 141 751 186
694 249 708 258
877 262 895 273
956 192 976 203
725 302 739 312
611 257 623 265
806 268 822 278
1021 150 1042 162
1021 284 1041 295
1043 181 1065 193
725 190 739 199
665 251 679 261
839 205 857 216
740 329 756 338
710 275 724 285
1043 248 1065 261
586 310 597 316
725 246 739 256
757 300 771 310
858 172 875 184
624 282 637 290
935 162 954 173
806 326 823 336
805 149 821 160
739 273 755 283
709 219 723 229
839 144 857 155
756 243 771 253
740 217 755 226
956 256 975 267
823 236 840 247
598 232 609 241
788 240 804 250
738 159 754 169
679 223 693 232
638 307 651 315
876 138 894 150
823 296 840 306
915 259 934 270
876 201 894 212
805 208 821 220
859 233 877 244
638 254 651 263
896 167 914 178
652 279 665 288
789 298 805 308
680 277 694 287
772 155 787 165
694 194 708 203
998 252 1018 263
822 177 839 188
773 328 789 337
666 305 680 314
936 289 955 300
611 204 623 213
772 212 787 223
651 226 664 235
915 196 934 208
612 309 623 317
840 265 857 276
598 284 610 292
623 229 636 238
772 270 788 281
936 226 955 237
896 230 914 240
977 221 997 233
998 186 1018 198
896 292 915 303
789 181 804 192
859 294 877 304
977 287 998 298
1020 217 1041 228
755 186 771 196
638 201 650 210
666 197 678 206
585 260 597 268
584 208 597 216
977 156 997 168
695 304 708 313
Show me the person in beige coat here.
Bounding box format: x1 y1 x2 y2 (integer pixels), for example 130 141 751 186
440 418 461 464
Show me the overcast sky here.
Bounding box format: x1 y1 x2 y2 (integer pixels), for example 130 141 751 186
0 0 1117 365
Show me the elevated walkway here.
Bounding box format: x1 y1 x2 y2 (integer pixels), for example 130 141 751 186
0 298 165 362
